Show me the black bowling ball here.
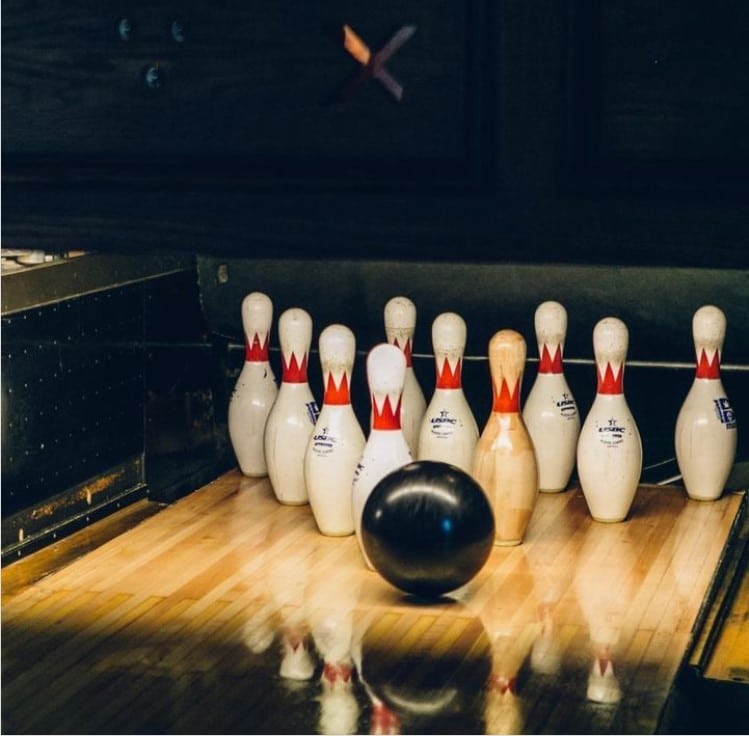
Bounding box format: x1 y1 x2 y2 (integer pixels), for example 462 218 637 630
361 460 495 598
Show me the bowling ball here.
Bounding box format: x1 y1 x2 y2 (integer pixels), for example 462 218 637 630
361 461 495 598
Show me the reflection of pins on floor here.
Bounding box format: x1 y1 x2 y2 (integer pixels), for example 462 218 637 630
264 307 319 505
350 609 402 735
279 628 316 681
417 311 479 473
239 605 276 654
574 522 635 705
577 317 642 522
485 671 524 736
586 655 622 704
318 662 359 735
305 324 365 536
522 301 580 492
384 296 427 456
675 305 737 501
228 292 278 477
352 343 412 569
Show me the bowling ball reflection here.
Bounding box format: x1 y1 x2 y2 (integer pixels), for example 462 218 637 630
361 461 495 598
359 602 491 732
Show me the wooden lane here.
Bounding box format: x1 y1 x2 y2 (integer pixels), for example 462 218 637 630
1 469 744 734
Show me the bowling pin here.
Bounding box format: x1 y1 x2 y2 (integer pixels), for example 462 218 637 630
522 301 581 492
384 296 427 455
304 324 366 536
417 312 479 474
352 343 413 569
675 305 737 501
576 317 642 522
264 307 319 505
472 330 539 546
228 292 278 476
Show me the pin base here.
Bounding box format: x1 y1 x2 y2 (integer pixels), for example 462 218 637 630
494 538 522 547
685 492 724 502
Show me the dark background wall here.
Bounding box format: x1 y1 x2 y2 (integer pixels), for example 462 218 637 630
2 1 747 267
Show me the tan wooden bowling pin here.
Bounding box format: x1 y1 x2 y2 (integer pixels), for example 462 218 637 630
472 330 539 546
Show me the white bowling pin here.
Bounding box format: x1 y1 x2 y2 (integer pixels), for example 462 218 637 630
576 317 642 522
264 307 319 505
416 312 479 473
522 301 580 492
472 330 539 546
675 305 737 501
228 292 279 476
305 324 366 536
384 296 427 456
352 343 413 569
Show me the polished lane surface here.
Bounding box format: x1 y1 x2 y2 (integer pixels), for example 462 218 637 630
2 470 744 734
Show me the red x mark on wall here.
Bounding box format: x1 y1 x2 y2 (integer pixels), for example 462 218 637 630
336 24 417 103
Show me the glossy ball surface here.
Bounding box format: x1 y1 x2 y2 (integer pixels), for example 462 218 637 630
361 461 495 598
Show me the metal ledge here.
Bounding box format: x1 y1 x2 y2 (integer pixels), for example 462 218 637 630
1 251 195 315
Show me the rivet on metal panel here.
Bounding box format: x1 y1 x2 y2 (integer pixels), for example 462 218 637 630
117 17 134 41
170 19 186 43
144 64 163 90
216 264 230 284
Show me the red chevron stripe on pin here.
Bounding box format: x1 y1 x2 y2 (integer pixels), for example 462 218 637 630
245 333 269 362
492 378 520 413
282 352 308 383
436 357 462 389
393 337 413 367
324 372 351 405
322 662 352 684
696 349 721 379
539 344 563 374
597 363 623 394
488 674 517 695
371 702 400 733
372 395 402 430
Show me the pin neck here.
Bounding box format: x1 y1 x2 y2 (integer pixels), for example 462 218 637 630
538 344 563 374
492 378 520 413
392 337 413 367
323 372 351 405
596 363 623 394
282 352 308 383
435 356 462 389
371 394 402 430
245 333 270 362
695 349 721 379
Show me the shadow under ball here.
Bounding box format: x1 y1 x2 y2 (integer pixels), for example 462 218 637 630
360 460 495 598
